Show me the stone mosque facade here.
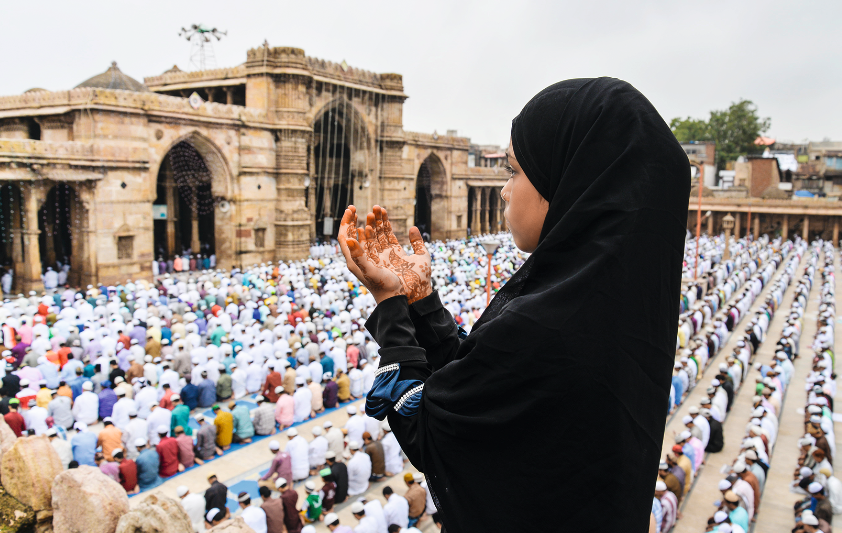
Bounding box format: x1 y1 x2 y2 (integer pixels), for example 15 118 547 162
0 45 509 291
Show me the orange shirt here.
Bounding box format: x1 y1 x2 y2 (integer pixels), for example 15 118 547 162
97 425 123 461
57 347 72 368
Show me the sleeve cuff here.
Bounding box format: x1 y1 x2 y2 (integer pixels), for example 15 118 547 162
409 290 444 316
367 295 420 349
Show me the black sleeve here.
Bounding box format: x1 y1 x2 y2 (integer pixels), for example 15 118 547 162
408 291 462 372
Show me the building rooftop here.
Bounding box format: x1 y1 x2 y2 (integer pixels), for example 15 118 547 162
75 62 148 92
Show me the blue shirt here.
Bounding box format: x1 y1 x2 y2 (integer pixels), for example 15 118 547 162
60 360 85 382
37 363 60 389
198 380 216 408
729 506 749 532
68 376 87 400
651 498 663 533
71 431 97 466
231 405 254 439
136 448 163 490
320 356 334 376
682 443 696 472
180 383 200 411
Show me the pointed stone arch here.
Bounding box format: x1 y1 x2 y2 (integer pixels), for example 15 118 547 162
310 96 372 238
415 152 448 240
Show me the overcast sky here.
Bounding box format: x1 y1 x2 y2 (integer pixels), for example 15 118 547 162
2 0 839 146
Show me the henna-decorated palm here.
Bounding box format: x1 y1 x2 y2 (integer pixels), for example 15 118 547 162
338 205 432 304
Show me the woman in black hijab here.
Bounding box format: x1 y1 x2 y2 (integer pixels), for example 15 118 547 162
338 78 689 532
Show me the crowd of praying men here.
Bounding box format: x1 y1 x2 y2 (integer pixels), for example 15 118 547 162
789 242 840 533
652 234 810 532
0 234 523 532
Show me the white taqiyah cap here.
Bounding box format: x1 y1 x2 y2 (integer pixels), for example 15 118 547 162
176 486 189 497
275 477 288 488
718 524 733 533
287 428 298 438
714 511 728 523
324 513 339 525
655 481 667 491
803 513 819 526
325 451 336 460
323 421 333 429
688 406 699 415
809 481 824 494
800 466 813 478
206 509 221 522
157 425 168 434
718 479 732 490
349 440 360 450
682 416 693 425
346 405 357 414
312 426 323 436
350 502 365 514
268 440 280 451
134 437 147 447
732 461 747 473
305 480 316 491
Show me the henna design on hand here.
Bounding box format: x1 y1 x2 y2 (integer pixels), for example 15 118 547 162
345 216 357 242
364 237 380 265
374 219 389 253
388 249 430 304
411 239 426 256
383 218 401 248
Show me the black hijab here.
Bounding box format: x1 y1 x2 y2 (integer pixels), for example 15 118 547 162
418 78 689 531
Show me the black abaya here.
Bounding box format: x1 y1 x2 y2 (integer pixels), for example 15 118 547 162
366 77 690 532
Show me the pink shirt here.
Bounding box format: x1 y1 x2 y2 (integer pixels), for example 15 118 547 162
275 395 294 426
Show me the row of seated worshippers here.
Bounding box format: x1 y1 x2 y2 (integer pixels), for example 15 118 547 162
701 241 817 533
791 241 841 533
670 237 795 415
651 238 808 533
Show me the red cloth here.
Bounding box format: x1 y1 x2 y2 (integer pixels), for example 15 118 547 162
262 372 283 403
118 335 132 352
4 411 24 437
159 390 174 411
156 437 180 477
57 347 72 369
175 434 195 468
119 459 138 492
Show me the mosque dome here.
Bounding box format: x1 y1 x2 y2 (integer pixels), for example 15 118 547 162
75 61 148 92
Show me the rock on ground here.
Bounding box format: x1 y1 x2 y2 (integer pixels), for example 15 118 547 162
114 492 193 533
0 418 17 481
1 435 62 512
0 484 36 533
208 517 256 532
52 465 129 533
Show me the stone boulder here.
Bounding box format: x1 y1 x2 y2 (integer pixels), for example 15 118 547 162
1 435 62 511
208 517 256 532
0 484 36 533
0 417 17 481
114 493 192 533
52 465 129 533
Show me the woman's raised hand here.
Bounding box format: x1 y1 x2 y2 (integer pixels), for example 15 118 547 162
338 205 432 304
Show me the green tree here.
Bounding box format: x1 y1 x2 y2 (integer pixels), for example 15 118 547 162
669 117 711 143
669 99 771 169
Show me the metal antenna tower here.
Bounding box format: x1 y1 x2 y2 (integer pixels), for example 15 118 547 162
179 24 227 71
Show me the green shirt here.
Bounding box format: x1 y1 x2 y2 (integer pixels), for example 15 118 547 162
170 404 193 435
303 492 322 520
216 374 233 399
231 405 254 439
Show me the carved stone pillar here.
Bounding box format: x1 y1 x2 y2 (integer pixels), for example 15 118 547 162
834 217 839 247
481 188 489 234
22 184 43 293
471 188 480 235
165 176 177 258
225 87 234 105
707 213 713 235
191 190 201 255
722 213 734 260
753 215 760 240
803 215 810 241
734 213 741 240
782 214 788 240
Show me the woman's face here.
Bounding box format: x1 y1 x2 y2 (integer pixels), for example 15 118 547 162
501 138 549 252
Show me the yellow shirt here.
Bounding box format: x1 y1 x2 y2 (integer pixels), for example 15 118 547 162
336 374 351 401
214 411 234 447
36 388 52 408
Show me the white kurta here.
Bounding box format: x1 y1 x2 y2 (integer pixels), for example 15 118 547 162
308 435 328 468
181 493 207 532
286 435 310 480
383 494 409 529
381 431 404 474
71 391 99 425
51 438 73 469
293 387 312 423
344 415 366 446
111 398 137 430
347 451 372 496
